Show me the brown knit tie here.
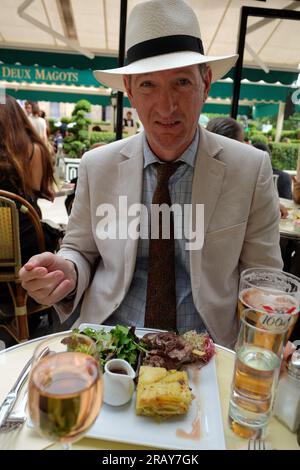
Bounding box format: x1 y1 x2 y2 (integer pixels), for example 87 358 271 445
144 162 182 331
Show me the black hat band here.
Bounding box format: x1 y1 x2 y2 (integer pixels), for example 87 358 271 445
126 35 204 65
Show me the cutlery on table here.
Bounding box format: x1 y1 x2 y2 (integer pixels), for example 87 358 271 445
6 391 28 423
0 347 49 429
0 357 33 429
0 391 28 432
0 416 26 433
248 438 267 450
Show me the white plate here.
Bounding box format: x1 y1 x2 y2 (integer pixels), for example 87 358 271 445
79 323 226 450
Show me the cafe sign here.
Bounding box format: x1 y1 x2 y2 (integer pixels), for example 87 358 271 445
0 63 100 87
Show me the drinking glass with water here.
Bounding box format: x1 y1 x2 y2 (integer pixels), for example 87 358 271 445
228 308 290 439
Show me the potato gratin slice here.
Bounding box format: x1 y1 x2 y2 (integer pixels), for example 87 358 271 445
136 366 193 419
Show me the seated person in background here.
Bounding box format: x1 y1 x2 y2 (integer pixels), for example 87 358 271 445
40 110 51 139
0 95 61 263
53 130 64 153
252 142 292 200
24 100 48 143
92 125 102 132
292 176 300 204
123 110 135 127
206 116 244 142
207 118 288 219
249 147 300 292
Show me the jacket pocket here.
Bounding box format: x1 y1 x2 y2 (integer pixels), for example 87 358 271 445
205 221 247 243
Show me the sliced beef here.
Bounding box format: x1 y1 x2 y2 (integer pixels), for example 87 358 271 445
142 332 194 370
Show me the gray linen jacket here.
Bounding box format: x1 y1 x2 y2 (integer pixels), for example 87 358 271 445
56 126 282 348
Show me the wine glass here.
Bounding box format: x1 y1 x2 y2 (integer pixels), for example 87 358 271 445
28 331 103 449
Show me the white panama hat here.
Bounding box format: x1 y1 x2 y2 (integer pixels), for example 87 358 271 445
94 0 238 93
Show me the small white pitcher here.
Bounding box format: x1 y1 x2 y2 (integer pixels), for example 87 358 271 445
103 358 136 406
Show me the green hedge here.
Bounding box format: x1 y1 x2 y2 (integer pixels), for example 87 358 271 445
90 131 116 145
48 118 56 134
250 133 268 145
63 140 86 158
92 120 112 126
269 143 298 170
266 129 276 139
281 130 300 140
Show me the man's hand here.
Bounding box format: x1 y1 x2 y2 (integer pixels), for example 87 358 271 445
280 340 296 373
279 203 288 219
292 176 300 204
19 252 77 306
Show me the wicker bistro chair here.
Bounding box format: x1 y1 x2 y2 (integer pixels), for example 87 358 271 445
0 189 48 342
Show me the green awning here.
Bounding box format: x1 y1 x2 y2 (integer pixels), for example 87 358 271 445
203 103 251 115
1 49 298 85
253 103 300 118
2 62 295 104
253 103 279 118
6 89 131 106
1 51 298 111
225 67 298 85
1 63 100 86
0 48 117 70
210 81 295 103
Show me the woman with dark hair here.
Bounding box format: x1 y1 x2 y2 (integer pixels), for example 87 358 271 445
0 95 60 263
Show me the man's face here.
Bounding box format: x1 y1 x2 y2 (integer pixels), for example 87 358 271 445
124 65 211 161
25 103 32 115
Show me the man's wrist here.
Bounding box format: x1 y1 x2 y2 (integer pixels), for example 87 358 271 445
65 260 78 300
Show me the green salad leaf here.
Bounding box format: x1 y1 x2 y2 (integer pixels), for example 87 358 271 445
73 325 147 369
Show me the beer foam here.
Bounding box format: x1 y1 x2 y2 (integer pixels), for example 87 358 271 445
241 287 299 314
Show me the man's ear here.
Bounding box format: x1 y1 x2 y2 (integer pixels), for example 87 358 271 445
123 75 135 107
203 66 212 102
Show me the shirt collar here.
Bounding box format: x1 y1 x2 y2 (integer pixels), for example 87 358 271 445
143 128 199 170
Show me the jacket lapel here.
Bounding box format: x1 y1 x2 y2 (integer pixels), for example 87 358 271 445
118 133 144 291
117 128 227 295
190 126 226 291
192 126 226 233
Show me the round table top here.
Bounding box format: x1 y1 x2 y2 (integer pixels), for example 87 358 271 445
280 198 300 240
0 335 298 450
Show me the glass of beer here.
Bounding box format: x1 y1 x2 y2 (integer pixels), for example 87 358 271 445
228 308 289 439
238 267 300 341
28 331 103 449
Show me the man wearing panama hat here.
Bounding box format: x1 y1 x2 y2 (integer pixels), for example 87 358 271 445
19 0 282 348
